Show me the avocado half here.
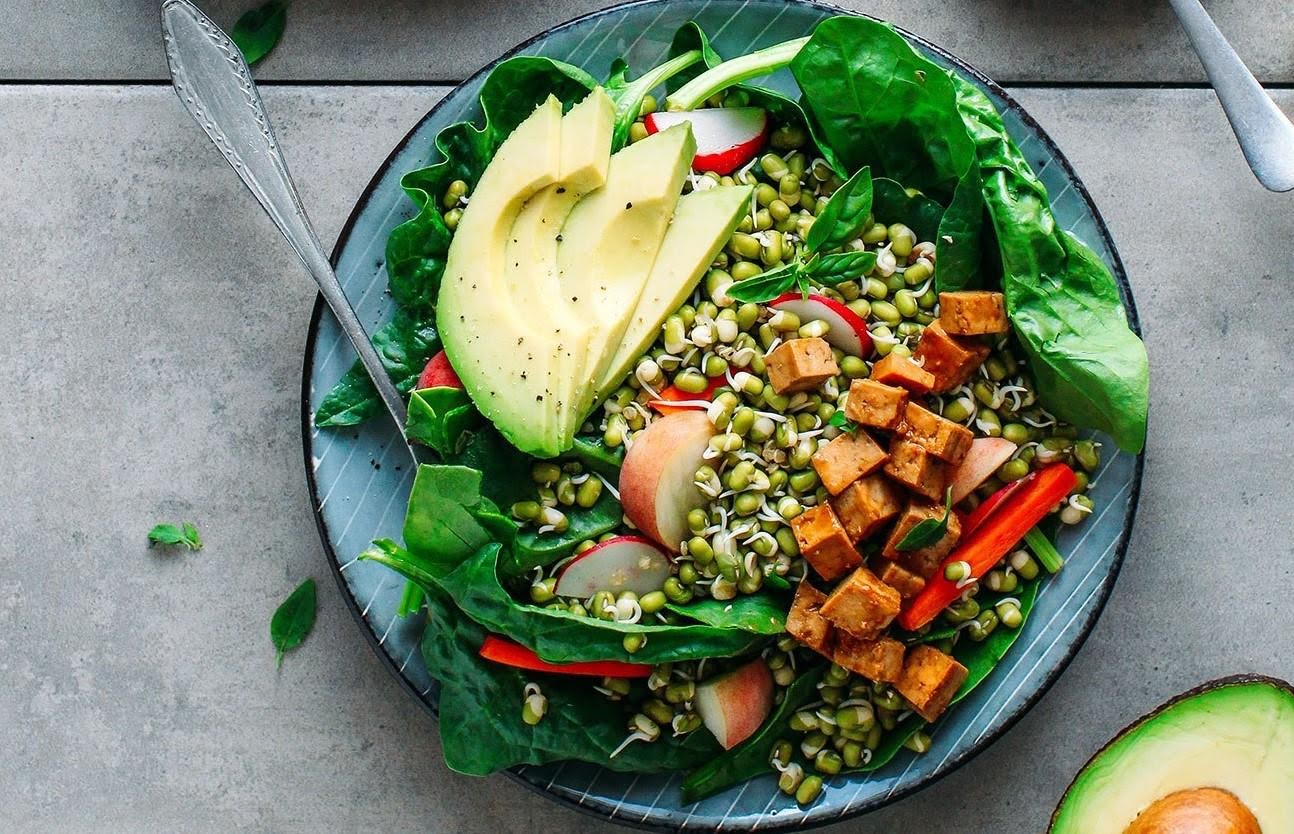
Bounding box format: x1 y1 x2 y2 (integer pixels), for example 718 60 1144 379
1050 675 1294 833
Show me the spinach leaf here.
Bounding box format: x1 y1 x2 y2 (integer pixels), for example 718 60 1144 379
402 464 501 574
435 545 769 664
871 177 944 242
791 17 983 290
230 1 286 66
270 578 316 667
896 488 953 551
666 594 787 635
681 665 826 802
805 251 877 285
406 387 478 456
605 47 704 151
147 522 202 551
665 21 724 94
954 77 1148 453
567 435 623 480
419 578 721 776
442 425 534 512
724 262 801 304
950 577 1040 696
314 310 441 427
805 166 873 253
505 489 623 578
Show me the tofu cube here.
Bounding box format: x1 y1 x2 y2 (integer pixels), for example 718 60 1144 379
881 500 963 579
913 320 990 393
833 633 906 683
938 291 1009 336
831 474 903 543
811 431 888 496
785 581 834 655
884 437 952 501
876 560 927 599
791 505 862 582
894 645 969 722
901 402 974 464
819 567 902 640
870 353 935 395
767 337 839 394
845 379 909 430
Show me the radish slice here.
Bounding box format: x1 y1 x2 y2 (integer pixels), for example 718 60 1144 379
417 350 463 390
769 292 874 356
644 108 768 175
554 535 673 598
949 437 1019 503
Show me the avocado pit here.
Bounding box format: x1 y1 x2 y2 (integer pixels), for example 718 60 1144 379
1124 788 1260 834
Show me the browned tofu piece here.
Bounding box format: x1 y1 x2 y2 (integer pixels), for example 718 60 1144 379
901 402 974 464
894 644 969 722
791 505 861 582
833 632 906 683
845 379 909 430
819 567 902 640
766 337 839 394
938 291 1009 336
812 431 888 496
785 581 834 654
883 437 952 501
881 500 963 579
870 353 935 395
876 560 927 599
831 474 904 543
913 320 990 393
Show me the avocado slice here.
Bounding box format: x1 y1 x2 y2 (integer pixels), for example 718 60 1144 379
594 184 753 400
1050 675 1294 833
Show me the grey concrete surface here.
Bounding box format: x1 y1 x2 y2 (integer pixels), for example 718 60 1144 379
2 79 1293 832
2 0 1294 84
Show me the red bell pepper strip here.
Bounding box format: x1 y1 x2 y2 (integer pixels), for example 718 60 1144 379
649 376 726 415
478 635 652 678
897 463 1078 631
961 472 1037 536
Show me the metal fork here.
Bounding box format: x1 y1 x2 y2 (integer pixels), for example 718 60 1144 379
1168 0 1294 192
160 0 418 457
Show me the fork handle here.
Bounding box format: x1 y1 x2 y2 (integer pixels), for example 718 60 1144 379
160 0 412 437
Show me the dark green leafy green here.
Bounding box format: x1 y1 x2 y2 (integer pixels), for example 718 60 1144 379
681 665 826 802
270 578 316 667
951 578 1040 695
666 594 787 634
406 387 478 456
954 77 1148 452
147 522 202 551
805 166 873 253
791 17 983 290
567 436 623 480
441 426 533 512
665 21 724 94
871 177 944 242
230 1 286 66
896 488 953 551
314 310 441 427
804 251 877 285
723 262 801 304
396 580 425 618
504 489 623 578
828 409 858 433
605 46 703 150
402 464 503 574
419 578 720 775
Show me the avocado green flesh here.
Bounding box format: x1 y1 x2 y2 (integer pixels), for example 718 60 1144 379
1051 680 1294 834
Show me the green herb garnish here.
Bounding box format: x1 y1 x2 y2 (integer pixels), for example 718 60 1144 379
896 488 953 551
147 522 202 551
828 410 858 433
230 1 288 66
270 578 317 667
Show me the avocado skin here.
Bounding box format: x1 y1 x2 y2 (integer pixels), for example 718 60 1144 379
1050 674 1294 833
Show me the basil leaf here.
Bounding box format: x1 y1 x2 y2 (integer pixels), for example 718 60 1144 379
147 522 202 551
806 250 877 284
230 0 287 66
270 578 316 667
406 387 478 456
666 594 787 634
725 262 801 304
896 488 953 551
828 410 858 433
805 166 873 253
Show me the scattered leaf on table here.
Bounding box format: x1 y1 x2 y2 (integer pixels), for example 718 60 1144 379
230 1 288 66
271 578 317 667
147 522 202 551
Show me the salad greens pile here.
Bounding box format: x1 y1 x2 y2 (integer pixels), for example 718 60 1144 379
316 12 1148 794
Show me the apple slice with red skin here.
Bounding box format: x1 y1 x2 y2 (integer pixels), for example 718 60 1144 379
554 535 673 598
417 350 463 389
619 411 714 549
949 437 1019 503
769 292 873 356
644 108 768 175
695 658 775 750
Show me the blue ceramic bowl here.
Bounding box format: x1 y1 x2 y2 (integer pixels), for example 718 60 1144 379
302 1 1143 829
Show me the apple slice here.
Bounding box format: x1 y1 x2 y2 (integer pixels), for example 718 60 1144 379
619 411 714 548
417 350 463 390
695 659 775 750
769 292 873 356
555 535 672 598
949 437 1019 503
644 108 768 175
